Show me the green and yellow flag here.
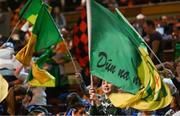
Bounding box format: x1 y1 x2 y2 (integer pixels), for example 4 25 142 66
88 0 172 111
28 49 57 87
17 3 62 87
16 4 62 66
19 0 43 24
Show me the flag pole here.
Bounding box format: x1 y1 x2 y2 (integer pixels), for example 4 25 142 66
55 26 85 85
60 31 88 93
86 0 93 87
0 20 20 48
1 0 31 48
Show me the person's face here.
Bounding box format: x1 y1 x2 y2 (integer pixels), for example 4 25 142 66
15 94 26 104
53 7 60 14
137 19 144 25
143 22 149 34
101 81 113 95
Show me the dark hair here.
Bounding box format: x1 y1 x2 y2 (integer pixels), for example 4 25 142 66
146 19 155 29
14 86 27 96
66 92 84 108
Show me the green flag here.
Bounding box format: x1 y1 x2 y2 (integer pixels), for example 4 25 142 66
90 0 141 94
33 4 62 51
16 4 62 65
89 0 172 111
19 0 43 24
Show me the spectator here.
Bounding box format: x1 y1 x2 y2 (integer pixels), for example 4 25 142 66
165 92 180 116
64 92 90 116
89 80 125 115
51 6 66 30
5 85 28 115
143 19 163 64
134 13 146 37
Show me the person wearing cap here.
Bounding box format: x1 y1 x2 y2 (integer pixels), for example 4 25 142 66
134 13 146 37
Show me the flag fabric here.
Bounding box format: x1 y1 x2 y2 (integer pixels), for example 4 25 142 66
16 34 36 66
89 0 141 94
16 4 62 66
0 75 9 103
28 49 57 87
89 0 172 111
72 7 90 85
16 4 62 87
19 0 43 24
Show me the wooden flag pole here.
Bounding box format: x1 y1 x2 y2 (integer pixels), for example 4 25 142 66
0 20 20 48
86 0 93 87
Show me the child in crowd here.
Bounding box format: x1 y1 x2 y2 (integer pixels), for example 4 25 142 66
89 80 126 115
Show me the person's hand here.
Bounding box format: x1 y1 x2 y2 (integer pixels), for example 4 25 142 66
89 87 100 106
160 68 175 78
164 62 174 70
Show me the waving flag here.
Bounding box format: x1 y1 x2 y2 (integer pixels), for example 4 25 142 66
89 0 141 94
28 49 58 87
16 4 62 66
19 0 43 24
87 0 172 111
16 4 62 87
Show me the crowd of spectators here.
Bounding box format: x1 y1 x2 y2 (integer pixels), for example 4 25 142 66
0 0 180 115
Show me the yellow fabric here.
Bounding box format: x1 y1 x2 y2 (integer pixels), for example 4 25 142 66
28 63 55 87
27 6 52 25
109 47 173 111
16 34 37 66
27 14 38 24
28 79 55 87
0 75 9 103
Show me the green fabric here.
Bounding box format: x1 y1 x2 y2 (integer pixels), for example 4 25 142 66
28 48 60 86
27 49 52 81
19 0 42 24
114 10 147 49
32 4 62 51
90 0 143 94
